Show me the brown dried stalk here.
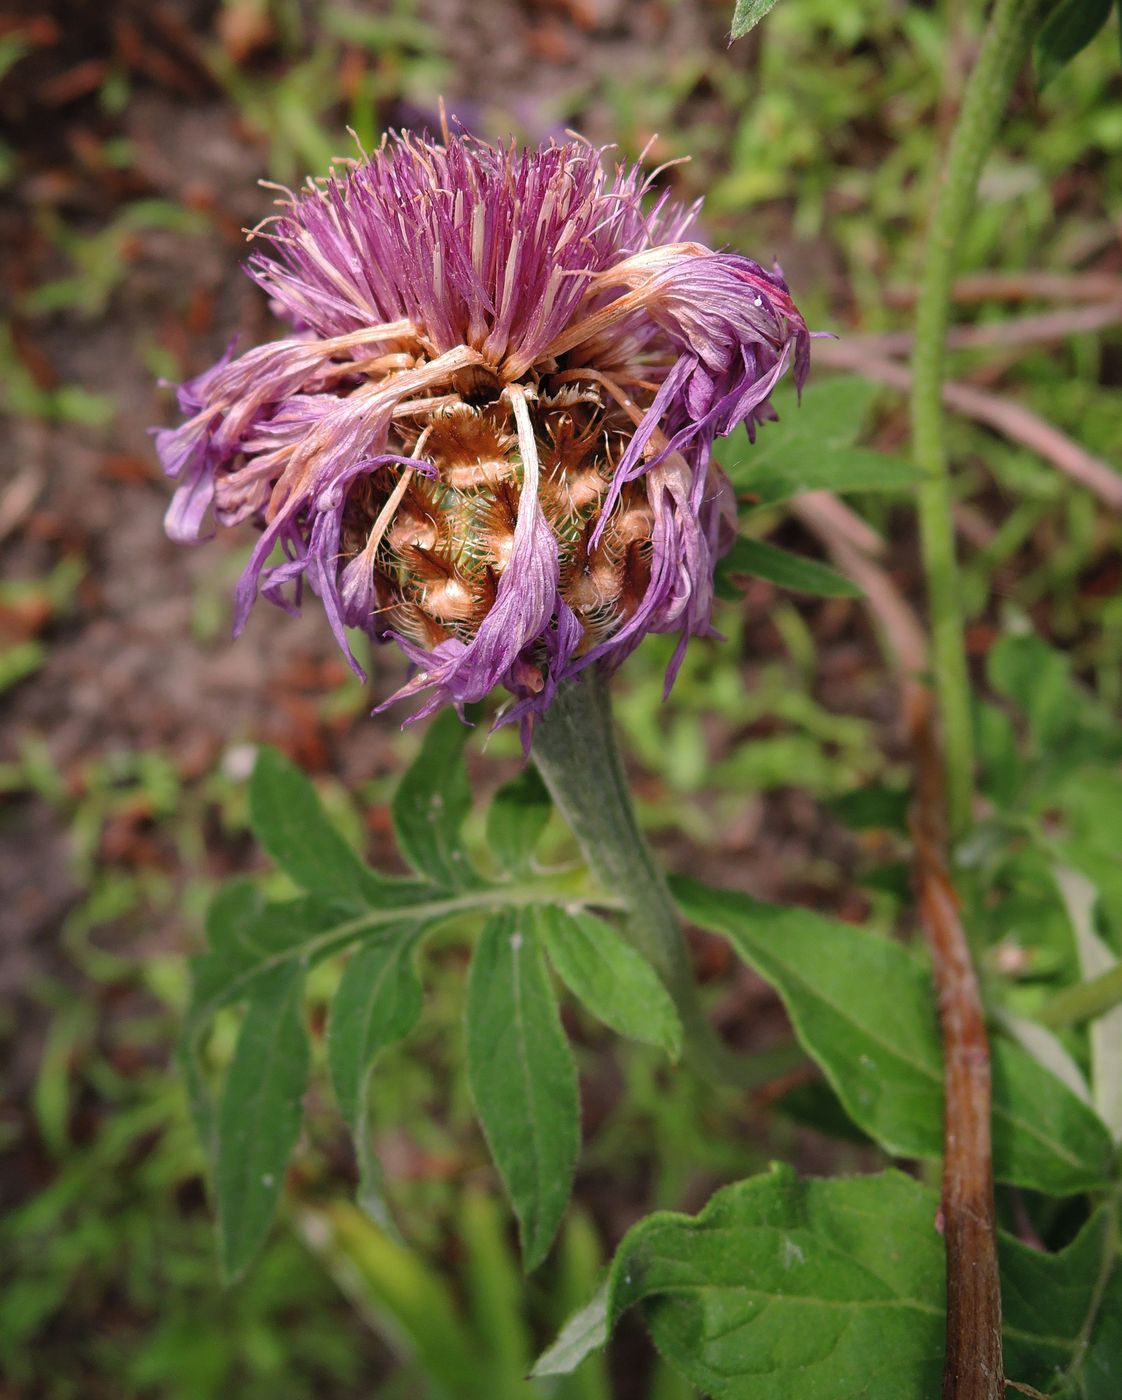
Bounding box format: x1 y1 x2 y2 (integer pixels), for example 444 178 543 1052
798 509 1002 1400
848 301 1122 358
910 696 1003 1400
885 270 1122 308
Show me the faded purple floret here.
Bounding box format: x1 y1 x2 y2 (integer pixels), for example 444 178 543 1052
155 131 809 734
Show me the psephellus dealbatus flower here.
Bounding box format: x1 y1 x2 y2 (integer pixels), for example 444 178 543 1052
156 128 809 738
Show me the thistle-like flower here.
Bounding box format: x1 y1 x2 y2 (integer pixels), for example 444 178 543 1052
157 130 809 730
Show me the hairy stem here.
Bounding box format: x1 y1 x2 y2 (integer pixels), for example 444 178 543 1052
531 668 762 1088
910 0 1051 837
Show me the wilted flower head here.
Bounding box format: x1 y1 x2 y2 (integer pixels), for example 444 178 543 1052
157 130 809 731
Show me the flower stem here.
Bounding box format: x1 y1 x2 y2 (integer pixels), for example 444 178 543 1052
531 668 763 1088
910 0 1050 838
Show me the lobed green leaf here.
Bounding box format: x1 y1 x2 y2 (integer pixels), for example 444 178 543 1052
1001 1203 1122 1397
719 376 880 469
187 880 437 1039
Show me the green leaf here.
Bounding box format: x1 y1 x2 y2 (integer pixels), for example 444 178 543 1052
486 766 552 875
718 537 862 599
1001 1202 1122 1397
537 1166 946 1396
460 1189 533 1387
827 782 911 833
249 746 376 906
328 932 424 1126
1034 0 1113 87
536 906 682 1058
997 1009 1091 1108
187 879 434 1038
718 376 880 477
553 1212 613 1400
393 710 478 888
533 1283 610 1379
540 1169 1122 1397
733 446 918 507
673 877 1114 1194
299 1200 486 1397
182 876 470 1148
1055 866 1122 1139
465 910 579 1270
731 0 783 41
216 961 311 1281
182 880 328 1152
987 633 1076 750
327 931 425 1226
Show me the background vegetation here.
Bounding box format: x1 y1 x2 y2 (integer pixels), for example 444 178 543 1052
2 0 1120 1394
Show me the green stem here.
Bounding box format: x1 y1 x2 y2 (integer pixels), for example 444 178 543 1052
910 0 1051 838
531 668 774 1089
1037 962 1122 1030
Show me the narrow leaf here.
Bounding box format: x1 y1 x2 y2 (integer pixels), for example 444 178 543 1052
533 1283 610 1378
733 446 918 506
393 709 478 888
460 1189 533 1384
537 905 681 1058
249 747 376 905
719 537 862 599
731 0 783 42
1055 865 1122 1138
299 1201 486 1396
552 1212 613 1400
1034 0 1112 87
328 933 423 1125
465 910 579 1270
487 765 552 875
997 1009 1091 1107
673 876 1113 1193
216 961 310 1280
327 931 424 1224
180 878 264 1147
